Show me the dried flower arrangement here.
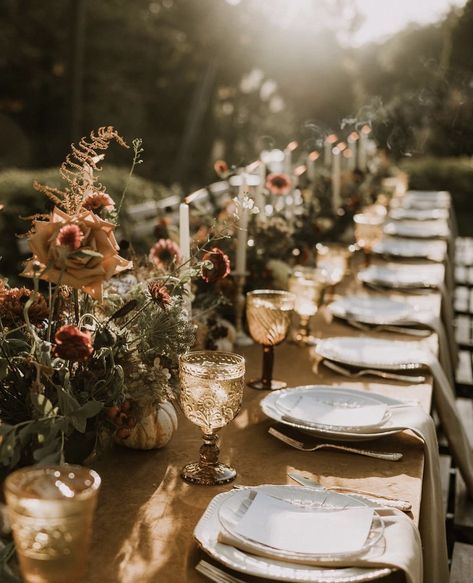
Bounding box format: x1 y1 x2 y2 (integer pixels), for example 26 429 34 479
0 127 231 474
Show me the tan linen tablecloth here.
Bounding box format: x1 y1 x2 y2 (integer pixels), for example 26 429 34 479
89 332 433 583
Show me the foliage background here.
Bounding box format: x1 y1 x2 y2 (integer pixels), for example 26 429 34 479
1 0 473 237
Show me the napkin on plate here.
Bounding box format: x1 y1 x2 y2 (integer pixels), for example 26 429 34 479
282 396 387 429
230 492 374 555
217 491 423 583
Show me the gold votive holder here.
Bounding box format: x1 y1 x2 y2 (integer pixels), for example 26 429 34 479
4 465 101 583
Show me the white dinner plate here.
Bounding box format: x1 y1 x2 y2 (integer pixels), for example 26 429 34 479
383 220 450 239
314 337 428 370
261 386 406 441
358 264 444 289
388 208 449 221
329 296 412 325
398 191 450 210
372 238 447 262
274 388 390 432
194 484 393 582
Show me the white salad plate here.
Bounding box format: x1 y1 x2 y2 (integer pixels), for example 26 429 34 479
328 296 412 325
372 238 447 262
261 386 406 441
194 484 392 582
383 220 450 239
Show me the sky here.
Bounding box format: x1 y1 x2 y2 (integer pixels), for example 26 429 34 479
353 0 467 45
226 0 468 45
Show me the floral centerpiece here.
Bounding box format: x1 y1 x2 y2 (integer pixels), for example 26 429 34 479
0 127 203 473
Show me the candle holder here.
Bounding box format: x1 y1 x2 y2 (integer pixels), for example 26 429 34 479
233 272 253 347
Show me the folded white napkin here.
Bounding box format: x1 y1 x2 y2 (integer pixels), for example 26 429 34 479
218 492 423 583
232 492 375 556
283 396 387 429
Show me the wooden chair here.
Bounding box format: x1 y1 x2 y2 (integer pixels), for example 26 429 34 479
450 542 473 582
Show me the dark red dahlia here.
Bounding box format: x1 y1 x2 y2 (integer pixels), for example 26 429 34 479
201 247 231 283
53 325 93 361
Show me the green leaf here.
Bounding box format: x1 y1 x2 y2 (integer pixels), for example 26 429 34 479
32 393 57 417
33 436 60 462
77 400 103 418
56 386 80 416
69 400 103 433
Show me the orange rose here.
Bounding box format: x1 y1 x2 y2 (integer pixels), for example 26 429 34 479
21 207 132 301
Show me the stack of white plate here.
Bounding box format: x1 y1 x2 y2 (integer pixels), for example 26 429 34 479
194 483 391 582
261 386 404 442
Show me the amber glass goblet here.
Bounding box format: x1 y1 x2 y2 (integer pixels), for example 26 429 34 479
288 270 324 345
179 351 245 485
246 290 295 390
353 213 384 266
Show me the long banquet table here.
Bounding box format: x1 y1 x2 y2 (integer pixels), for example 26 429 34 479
88 263 441 583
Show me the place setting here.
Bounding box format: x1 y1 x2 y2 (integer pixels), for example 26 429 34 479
372 238 448 262
193 481 421 583
357 262 445 294
382 219 450 240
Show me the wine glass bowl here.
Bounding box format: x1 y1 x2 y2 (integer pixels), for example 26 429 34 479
353 213 384 264
315 242 353 281
246 290 295 390
288 269 324 345
179 350 245 486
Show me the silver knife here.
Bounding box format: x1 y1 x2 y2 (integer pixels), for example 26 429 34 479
287 471 412 511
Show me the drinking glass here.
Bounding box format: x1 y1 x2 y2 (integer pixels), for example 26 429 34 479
315 242 354 280
288 269 324 345
246 290 295 390
353 212 384 265
179 350 245 485
4 465 101 583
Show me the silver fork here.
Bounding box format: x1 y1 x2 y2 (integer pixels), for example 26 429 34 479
196 560 247 583
268 427 403 461
323 359 426 383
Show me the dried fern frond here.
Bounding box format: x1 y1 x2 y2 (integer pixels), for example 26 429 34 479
34 126 129 216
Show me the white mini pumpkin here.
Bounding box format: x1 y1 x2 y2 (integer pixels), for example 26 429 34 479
117 401 178 450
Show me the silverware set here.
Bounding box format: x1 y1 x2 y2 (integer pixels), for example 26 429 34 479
287 471 412 512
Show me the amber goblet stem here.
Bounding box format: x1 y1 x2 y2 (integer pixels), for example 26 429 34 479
261 345 274 389
199 433 220 468
298 315 310 339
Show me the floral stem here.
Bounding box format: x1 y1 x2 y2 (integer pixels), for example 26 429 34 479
116 138 143 218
